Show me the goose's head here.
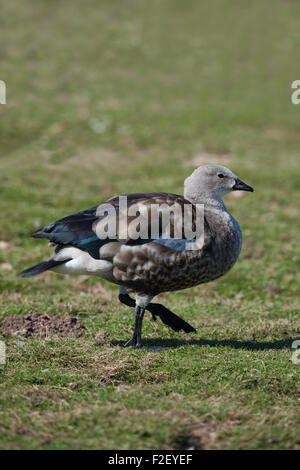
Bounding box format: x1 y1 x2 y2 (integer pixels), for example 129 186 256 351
184 165 253 203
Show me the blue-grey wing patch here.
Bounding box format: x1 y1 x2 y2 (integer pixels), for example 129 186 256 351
153 238 195 252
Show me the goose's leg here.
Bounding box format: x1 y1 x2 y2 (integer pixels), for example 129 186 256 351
124 305 145 348
118 287 195 334
118 287 156 321
123 293 152 348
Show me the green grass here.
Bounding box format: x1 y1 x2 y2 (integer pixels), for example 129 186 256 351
0 0 300 450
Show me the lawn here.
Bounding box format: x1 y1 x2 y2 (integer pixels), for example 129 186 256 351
0 0 299 450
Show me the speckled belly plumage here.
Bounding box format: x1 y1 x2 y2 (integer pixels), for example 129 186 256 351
112 228 241 295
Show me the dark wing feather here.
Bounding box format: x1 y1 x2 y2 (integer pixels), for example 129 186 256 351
33 193 199 259
33 206 104 258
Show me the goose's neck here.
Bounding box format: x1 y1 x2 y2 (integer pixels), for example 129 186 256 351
184 191 229 213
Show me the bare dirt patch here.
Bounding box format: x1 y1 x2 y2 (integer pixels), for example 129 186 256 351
0 311 85 338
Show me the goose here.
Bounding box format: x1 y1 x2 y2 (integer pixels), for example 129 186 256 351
19 165 253 347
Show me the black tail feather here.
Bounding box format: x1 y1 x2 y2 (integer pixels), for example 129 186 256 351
18 258 70 278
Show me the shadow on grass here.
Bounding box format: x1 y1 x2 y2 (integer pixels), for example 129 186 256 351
113 337 299 351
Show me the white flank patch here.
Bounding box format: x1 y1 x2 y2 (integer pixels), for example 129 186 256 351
51 247 113 277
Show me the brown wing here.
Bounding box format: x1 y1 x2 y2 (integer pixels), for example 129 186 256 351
32 191 208 263
93 192 201 244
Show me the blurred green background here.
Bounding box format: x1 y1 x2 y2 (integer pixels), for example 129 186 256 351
0 0 299 450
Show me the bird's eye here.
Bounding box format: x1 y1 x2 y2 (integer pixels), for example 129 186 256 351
218 173 225 178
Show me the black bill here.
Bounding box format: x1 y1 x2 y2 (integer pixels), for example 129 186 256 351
232 178 254 192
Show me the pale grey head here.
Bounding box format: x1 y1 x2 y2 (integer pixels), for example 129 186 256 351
184 165 253 204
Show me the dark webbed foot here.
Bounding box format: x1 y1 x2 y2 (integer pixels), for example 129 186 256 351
118 292 195 333
123 337 142 348
119 293 135 308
